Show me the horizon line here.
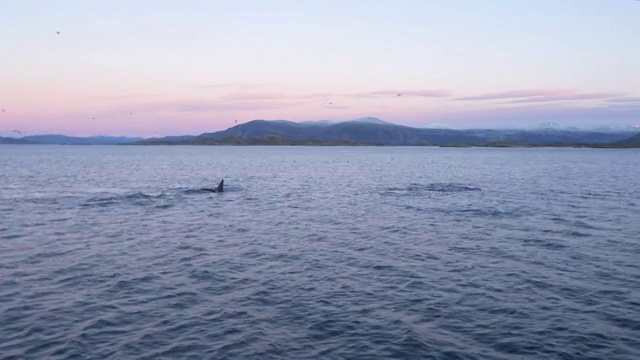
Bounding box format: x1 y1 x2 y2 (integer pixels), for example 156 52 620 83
2 117 640 139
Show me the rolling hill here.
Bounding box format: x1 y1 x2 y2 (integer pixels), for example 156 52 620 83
0 136 33 144
20 135 143 145
619 133 640 144
189 118 638 146
197 118 485 145
4 118 638 146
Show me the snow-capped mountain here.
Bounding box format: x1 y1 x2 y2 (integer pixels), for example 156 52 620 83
421 123 452 129
347 117 394 125
298 117 394 126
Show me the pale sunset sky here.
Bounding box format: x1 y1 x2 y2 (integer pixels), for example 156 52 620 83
1 0 639 136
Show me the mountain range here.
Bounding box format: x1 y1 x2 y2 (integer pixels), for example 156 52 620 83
2 117 639 146
620 132 640 144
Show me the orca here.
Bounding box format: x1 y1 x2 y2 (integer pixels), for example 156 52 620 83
202 179 224 193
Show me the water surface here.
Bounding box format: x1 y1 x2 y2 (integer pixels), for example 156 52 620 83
1 145 639 359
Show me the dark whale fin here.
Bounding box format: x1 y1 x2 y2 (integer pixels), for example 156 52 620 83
198 179 224 193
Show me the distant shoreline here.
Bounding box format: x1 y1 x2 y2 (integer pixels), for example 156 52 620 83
119 140 640 149
3 119 639 147
2 143 639 148
120 144 639 148
3 138 639 148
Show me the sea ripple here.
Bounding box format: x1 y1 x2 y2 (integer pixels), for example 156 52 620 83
0 145 638 359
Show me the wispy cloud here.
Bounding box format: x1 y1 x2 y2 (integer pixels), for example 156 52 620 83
415 103 640 127
321 103 348 110
456 89 628 104
353 89 452 98
606 103 640 110
181 89 453 105
509 93 622 103
606 96 640 103
70 87 640 135
191 82 281 90
128 98 301 113
217 92 300 101
457 89 575 101
173 99 298 112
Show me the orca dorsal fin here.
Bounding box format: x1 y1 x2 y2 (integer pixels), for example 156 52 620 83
216 179 224 192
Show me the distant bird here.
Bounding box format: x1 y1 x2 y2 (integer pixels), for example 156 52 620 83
397 93 402 96
234 120 238 124
92 117 95 120
130 112 133 115
56 31 60 35
324 102 334 106
1 109 5 112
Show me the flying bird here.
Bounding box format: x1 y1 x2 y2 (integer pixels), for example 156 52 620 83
397 93 402 96
56 31 60 35
1 109 5 112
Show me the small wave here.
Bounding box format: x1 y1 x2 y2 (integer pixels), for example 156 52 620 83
522 238 568 250
1 233 25 240
383 182 481 196
183 189 221 195
422 183 481 192
125 193 165 200
82 192 170 208
549 217 606 231
82 195 127 207
18 195 80 206
452 208 515 218
182 185 242 195
80 184 244 208
542 229 592 238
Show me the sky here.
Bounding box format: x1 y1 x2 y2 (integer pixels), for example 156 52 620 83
1 0 639 137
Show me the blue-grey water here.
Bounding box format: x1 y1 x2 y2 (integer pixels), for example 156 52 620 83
1 145 639 360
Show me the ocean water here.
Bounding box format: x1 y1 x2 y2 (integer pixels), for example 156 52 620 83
0 145 638 360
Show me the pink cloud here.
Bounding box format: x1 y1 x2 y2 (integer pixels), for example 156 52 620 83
189 102 288 112
9 85 637 137
321 103 348 110
354 89 452 98
457 89 576 101
162 99 298 112
203 89 451 104
128 96 316 114
216 93 300 101
509 93 623 103
191 82 281 90
283 89 452 100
